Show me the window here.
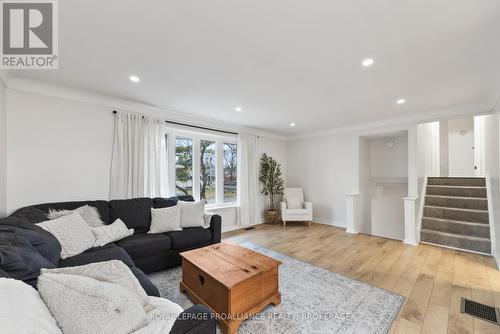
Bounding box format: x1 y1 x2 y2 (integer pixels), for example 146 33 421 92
175 137 193 196
169 131 237 206
200 140 216 204
223 143 237 203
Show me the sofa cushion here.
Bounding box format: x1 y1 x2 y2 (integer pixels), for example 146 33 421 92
129 267 160 297
170 305 216 334
32 200 111 224
10 207 49 224
0 218 61 266
153 197 178 209
58 244 135 268
0 230 55 287
165 227 212 250
116 233 171 260
110 198 153 233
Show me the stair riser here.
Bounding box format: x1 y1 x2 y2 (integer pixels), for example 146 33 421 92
426 186 487 198
422 219 490 238
421 231 491 254
427 178 486 187
425 196 488 210
424 207 489 224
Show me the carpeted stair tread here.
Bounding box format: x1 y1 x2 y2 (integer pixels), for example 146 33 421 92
423 205 489 224
422 217 490 238
421 229 491 254
422 177 491 254
426 186 487 198
425 195 488 210
427 177 486 187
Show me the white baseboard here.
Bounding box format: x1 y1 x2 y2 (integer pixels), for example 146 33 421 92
313 218 346 229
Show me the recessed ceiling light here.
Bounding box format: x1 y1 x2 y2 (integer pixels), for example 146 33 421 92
362 58 374 67
129 75 140 83
235 106 243 112
396 98 406 105
290 123 296 127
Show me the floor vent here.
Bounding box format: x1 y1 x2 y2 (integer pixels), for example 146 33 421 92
461 298 500 325
243 227 256 231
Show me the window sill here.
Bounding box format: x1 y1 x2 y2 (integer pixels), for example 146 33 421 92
206 203 238 210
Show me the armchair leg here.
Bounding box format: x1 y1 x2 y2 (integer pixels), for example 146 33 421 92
283 221 286 228
308 221 312 227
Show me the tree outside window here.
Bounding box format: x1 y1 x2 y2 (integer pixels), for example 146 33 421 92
200 140 216 204
223 143 237 203
175 137 193 196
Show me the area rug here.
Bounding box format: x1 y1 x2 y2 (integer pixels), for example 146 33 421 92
149 242 404 334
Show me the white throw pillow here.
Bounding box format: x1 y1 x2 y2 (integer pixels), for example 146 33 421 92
149 206 182 234
37 212 96 259
48 205 105 227
179 201 206 228
0 278 62 334
92 219 134 247
41 260 149 307
286 197 303 210
38 273 147 334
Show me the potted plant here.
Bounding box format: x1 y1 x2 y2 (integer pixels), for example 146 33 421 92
259 153 285 224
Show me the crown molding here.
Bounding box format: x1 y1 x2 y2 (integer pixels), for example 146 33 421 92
287 102 493 141
5 77 287 141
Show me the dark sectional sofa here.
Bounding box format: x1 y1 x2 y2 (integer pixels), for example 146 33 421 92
0 195 220 334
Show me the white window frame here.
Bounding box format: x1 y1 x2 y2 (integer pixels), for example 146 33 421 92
167 127 237 208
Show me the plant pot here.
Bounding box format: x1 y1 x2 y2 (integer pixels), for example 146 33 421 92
265 209 281 224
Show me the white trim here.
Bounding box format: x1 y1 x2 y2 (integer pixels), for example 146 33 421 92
313 218 346 229
416 175 429 244
288 105 492 141
5 77 286 141
485 174 497 265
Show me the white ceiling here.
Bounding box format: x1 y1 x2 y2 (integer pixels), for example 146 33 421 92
6 0 500 135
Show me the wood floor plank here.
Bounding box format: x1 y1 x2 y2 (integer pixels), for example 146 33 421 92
221 223 497 334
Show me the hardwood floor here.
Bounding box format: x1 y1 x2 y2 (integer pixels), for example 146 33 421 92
222 223 500 334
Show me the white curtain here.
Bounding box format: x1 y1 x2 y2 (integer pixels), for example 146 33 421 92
110 112 168 199
237 134 259 225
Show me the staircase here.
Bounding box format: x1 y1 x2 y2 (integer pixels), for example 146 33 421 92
420 177 491 254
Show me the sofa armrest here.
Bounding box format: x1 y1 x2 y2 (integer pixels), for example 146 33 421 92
304 202 313 211
208 214 221 244
169 305 216 334
280 201 287 212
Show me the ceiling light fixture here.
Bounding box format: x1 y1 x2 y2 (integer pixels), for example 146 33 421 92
129 75 140 83
396 98 406 105
362 58 374 67
290 123 296 127
235 106 243 112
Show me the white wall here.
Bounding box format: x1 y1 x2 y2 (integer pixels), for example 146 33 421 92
0 81 6 218
448 117 475 176
6 89 115 212
286 132 359 227
368 136 408 178
4 88 287 233
439 120 449 176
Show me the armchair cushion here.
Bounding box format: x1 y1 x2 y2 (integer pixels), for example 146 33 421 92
285 197 303 209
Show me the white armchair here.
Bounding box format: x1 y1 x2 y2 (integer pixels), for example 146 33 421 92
280 187 313 227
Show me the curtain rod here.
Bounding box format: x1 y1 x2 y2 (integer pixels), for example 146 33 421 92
112 110 238 136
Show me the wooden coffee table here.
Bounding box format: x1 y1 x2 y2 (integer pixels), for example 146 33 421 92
180 243 282 334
